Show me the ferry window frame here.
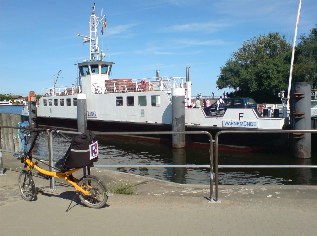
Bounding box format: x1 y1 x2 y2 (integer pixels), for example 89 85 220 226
151 95 160 107
138 96 147 106
43 99 47 106
116 96 123 106
127 96 134 106
48 99 52 106
54 99 58 106
91 64 99 74
101 65 108 74
79 65 90 76
60 99 65 106
73 98 77 106
66 98 71 106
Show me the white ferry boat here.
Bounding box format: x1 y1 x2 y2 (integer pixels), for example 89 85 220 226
0 100 13 106
35 4 288 144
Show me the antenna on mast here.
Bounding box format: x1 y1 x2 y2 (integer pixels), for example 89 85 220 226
77 3 106 61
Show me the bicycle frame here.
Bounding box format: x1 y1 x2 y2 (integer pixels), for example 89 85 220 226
24 157 91 196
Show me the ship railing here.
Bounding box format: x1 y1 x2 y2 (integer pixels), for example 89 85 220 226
103 76 186 94
42 86 80 97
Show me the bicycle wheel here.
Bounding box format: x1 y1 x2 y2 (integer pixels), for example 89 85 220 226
18 170 36 201
78 175 108 209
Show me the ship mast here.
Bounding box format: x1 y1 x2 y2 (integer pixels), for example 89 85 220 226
78 3 105 61
286 0 302 110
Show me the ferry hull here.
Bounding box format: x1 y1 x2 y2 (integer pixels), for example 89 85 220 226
36 116 289 150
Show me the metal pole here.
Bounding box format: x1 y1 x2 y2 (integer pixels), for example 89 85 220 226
0 126 3 175
0 151 4 176
287 0 302 110
48 130 55 190
208 136 214 202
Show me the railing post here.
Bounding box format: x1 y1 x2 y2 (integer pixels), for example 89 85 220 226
0 126 3 175
48 129 55 190
214 134 219 202
208 133 214 202
0 151 4 176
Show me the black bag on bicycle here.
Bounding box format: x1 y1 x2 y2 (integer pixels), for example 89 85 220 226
57 130 99 170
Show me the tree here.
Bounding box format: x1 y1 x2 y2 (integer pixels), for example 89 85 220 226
293 25 317 86
216 33 292 103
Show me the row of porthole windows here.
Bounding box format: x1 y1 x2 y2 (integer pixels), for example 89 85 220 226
43 98 77 107
42 95 160 107
116 95 161 107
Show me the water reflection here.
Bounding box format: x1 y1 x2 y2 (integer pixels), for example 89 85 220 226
32 133 317 185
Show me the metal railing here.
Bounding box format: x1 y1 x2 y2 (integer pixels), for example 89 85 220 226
0 126 215 201
214 129 317 202
58 130 215 200
2 125 317 203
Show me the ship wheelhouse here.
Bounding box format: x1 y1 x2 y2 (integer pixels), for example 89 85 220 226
78 61 114 77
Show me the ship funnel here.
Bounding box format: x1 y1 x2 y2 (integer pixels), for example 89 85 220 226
186 66 190 82
156 70 160 80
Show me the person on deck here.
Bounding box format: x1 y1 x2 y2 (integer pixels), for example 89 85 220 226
216 96 225 111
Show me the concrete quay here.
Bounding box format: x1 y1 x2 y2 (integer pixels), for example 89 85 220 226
0 153 317 236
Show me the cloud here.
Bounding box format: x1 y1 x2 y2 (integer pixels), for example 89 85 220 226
173 38 229 47
106 24 139 37
162 21 232 34
213 0 298 22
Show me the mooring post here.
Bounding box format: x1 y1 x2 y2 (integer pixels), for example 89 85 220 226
77 93 89 175
172 87 185 148
292 82 311 158
77 94 87 133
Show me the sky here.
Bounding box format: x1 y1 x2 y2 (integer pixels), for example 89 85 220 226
0 0 316 97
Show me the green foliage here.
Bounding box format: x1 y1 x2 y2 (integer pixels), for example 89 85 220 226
0 94 14 101
294 25 317 86
217 33 292 103
109 182 135 195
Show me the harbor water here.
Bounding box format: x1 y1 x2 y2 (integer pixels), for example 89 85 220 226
1 106 317 185
35 131 317 185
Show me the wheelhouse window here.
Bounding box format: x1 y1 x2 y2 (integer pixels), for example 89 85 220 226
127 96 134 106
138 96 147 106
79 65 89 76
66 98 71 106
60 99 64 106
91 64 99 74
54 99 58 106
151 95 160 106
101 65 108 74
48 99 52 106
73 98 77 106
43 99 47 106
116 96 123 106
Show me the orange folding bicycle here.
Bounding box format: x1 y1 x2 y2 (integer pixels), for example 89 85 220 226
18 129 108 209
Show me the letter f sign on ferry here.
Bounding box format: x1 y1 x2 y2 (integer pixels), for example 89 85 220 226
239 113 244 120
